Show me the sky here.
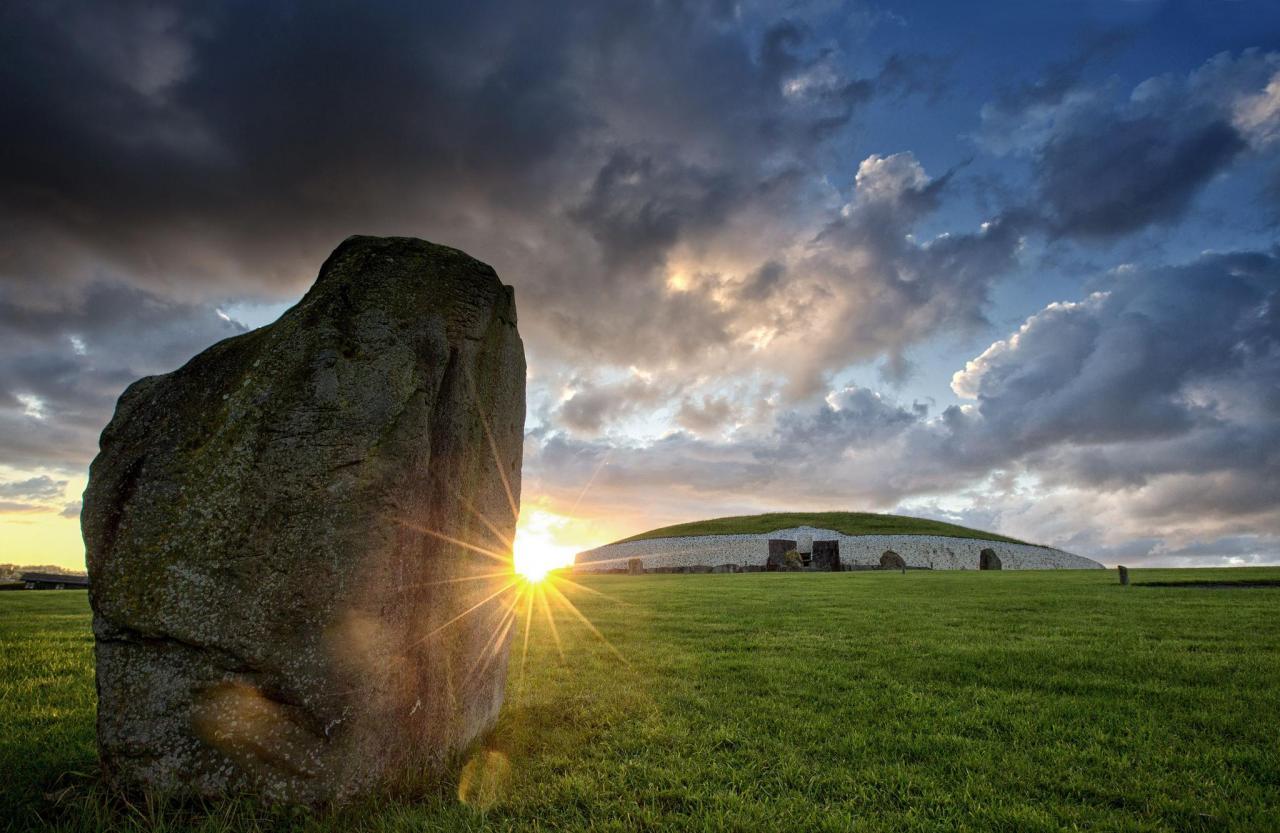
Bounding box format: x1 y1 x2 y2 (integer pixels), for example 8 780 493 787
2 0 1279 571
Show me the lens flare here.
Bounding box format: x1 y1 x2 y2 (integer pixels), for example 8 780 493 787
512 523 575 583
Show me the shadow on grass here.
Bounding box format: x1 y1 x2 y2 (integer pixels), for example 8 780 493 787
29 687 590 832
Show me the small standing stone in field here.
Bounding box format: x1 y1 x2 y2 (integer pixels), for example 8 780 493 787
83 236 525 805
1118 565 1130 585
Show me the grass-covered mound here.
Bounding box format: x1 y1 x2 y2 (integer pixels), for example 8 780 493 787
613 510 1029 545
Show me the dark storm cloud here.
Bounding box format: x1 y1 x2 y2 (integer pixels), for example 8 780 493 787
1037 117 1245 239
0 0 886 297
788 153 1024 392
525 248 1280 561
734 260 787 302
556 374 679 436
825 249 1280 520
545 147 1030 422
761 386 915 461
570 150 739 270
0 0 591 293
3 0 1042 488
979 49 1280 239
951 250 1279 463
0 282 245 468
7 2 1278 569
0 0 957 388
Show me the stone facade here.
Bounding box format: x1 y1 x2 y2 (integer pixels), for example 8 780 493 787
576 525 1104 572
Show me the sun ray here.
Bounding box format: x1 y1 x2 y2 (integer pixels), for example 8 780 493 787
460 494 515 550
551 574 631 606
568 544 716 569
393 569 515 593
411 579 519 648
567 450 610 518
395 519 512 565
519 578 536 685
536 583 565 662
465 589 522 683
545 580 629 666
465 368 521 524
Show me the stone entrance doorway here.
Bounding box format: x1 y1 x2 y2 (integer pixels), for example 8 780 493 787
812 540 840 571
766 539 797 571
979 548 1002 570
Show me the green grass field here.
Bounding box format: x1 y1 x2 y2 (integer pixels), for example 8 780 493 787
612 511 1029 545
4 568 1280 832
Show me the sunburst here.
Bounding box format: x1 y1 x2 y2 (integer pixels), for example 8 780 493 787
390 392 625 695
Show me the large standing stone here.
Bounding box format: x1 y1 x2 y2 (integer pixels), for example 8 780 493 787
811 540 840 572
766 539 797 571
83 236 525 804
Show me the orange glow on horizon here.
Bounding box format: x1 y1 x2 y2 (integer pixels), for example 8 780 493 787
511 508 579 582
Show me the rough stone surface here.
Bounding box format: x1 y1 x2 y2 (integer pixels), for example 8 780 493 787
879 550 906 571
811 540 840 571
577 526 1105 572
766 539 797 570
83 236 525 804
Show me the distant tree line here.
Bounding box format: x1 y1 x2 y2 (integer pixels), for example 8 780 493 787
0 564 88 582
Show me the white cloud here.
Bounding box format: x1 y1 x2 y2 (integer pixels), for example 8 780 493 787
17 394 46 420
1233 70 1280 146
852 152 929 205
950 293 1109 399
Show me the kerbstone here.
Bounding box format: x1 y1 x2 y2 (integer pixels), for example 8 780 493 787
83 236 525 804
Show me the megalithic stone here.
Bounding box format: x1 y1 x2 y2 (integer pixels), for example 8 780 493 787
767 539 797 570
83 236 526 804
811 540 840 571
1118 565 1129 586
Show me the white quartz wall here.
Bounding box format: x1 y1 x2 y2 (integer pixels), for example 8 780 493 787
575 525 1103 571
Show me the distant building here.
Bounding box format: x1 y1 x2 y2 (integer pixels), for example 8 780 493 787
20 572 89 590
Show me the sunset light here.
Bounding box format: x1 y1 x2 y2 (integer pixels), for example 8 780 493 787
5 2 1280 828
512 511 578 583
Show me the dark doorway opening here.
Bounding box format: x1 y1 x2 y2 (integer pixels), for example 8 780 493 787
812 540 840 571
979 548 1002 570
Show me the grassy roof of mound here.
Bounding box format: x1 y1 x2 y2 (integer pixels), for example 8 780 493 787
611 511 1030 546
